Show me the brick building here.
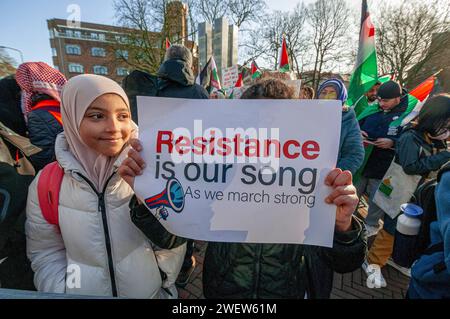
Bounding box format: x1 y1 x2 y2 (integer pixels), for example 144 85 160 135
48 1 198 83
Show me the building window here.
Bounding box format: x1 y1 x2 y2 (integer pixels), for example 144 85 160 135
115 50 129 60
66 45 81 55
115 35 128 44
51 48 57 57
93 65 108 75
66 29 74 37
68 63 84 73
49 29 55 39
74 31 82 38
91 47 106 57
99 34 106 41
117 68 129 76
91 33 99 40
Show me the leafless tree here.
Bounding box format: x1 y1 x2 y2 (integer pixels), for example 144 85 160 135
243 4 309 76
194 0 228 25
113 0 167 73
227 0 267 28
306 0 350 91
194 0 266 29
113 0 200 73
374 0 450 86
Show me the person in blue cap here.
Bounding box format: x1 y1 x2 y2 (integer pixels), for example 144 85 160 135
317 78 365 175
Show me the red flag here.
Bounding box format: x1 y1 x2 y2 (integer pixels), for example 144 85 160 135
166 38 171 49
234 73 243 88
251 61 262 79
409 76 436 102
279 35 290 73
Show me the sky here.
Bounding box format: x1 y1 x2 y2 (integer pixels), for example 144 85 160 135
0 0 304 67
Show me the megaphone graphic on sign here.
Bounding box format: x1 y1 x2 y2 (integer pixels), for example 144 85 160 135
145 178 185 220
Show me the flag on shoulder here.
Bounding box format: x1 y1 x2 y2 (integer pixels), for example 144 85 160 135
399 75 437 126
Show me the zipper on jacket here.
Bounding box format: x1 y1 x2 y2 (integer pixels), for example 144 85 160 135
77 173 118 297
252 244 263 299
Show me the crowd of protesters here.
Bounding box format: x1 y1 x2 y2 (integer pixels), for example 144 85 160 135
0 44 449 299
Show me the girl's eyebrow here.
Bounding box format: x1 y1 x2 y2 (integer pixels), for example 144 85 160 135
87 107 129 112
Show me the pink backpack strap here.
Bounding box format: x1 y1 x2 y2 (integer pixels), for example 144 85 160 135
37 162 64 227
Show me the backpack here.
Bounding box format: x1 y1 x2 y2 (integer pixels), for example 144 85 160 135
122 70 160 124
37 162 64 230
411 162 450 260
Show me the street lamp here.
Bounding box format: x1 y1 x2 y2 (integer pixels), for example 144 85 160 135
0 46 24 64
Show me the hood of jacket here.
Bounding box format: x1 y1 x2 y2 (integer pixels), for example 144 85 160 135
157 59 195 90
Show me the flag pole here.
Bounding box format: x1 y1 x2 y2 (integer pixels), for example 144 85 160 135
431 69 443 78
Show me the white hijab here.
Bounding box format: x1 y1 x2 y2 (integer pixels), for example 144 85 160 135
60 74 132 191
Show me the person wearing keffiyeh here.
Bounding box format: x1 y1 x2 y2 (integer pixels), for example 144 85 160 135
15 62 66 171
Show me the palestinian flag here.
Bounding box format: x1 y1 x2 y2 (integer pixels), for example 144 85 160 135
378 73 394 84
353 75 437 184
251 61 262 79
279 35 290 73
229 72 244 99
209 56 222 91
347 0 378 117
165 38 171 49
199 59 212 89
399 75 436 126
199 56 222 92
234 72 243 88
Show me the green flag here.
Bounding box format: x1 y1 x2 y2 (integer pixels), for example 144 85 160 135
347 0 378 117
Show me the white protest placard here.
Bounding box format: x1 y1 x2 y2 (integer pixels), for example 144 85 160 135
222 65 239 89
135 97 342 247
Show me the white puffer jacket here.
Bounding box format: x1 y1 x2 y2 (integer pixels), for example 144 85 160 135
25 134 186 298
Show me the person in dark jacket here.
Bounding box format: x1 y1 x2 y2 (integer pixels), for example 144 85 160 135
15 62 66 171
356 81 408 237
119 79 367 299
365 94 450 287
0 163 35 290
157 44 209 99
0 75 27 137
317 78 365 175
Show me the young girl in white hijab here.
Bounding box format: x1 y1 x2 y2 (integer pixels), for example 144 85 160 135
25 74 186 298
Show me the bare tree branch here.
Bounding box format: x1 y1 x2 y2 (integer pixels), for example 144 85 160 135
374 0 449 86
